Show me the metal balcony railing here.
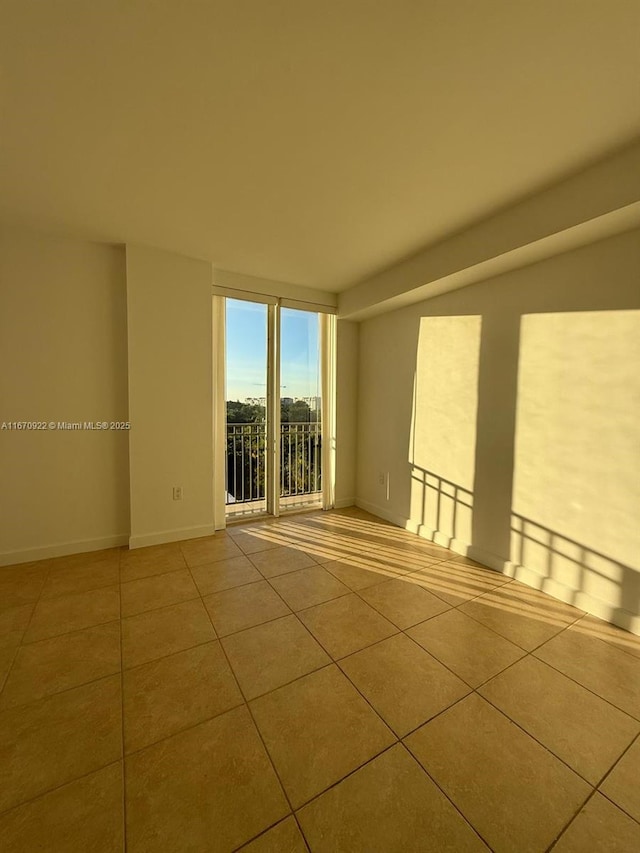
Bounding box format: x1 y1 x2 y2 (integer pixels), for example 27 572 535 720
226 423 266 505
225 422 322 505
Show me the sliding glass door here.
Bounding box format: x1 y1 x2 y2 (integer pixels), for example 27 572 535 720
279 307 322 511
224 298 269 514
223 298 327 519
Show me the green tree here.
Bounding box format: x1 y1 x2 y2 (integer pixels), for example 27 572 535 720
280 399 312 423
226 401 265 423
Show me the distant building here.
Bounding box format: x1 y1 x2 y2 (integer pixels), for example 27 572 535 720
243 395 320 410
298 396 321 411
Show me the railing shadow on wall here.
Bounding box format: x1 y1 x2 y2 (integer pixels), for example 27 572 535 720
409 464 474 550
401 301 640 637
510 512 639 631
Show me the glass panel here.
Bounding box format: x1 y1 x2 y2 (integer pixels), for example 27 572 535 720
225 299 268 515
279 308 322 509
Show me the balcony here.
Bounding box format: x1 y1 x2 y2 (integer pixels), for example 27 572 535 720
226 422 322 510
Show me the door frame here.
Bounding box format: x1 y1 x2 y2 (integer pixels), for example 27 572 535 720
213 290 336 530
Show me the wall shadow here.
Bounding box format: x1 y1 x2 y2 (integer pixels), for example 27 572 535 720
471 312 521 560
398 232 640 633
358 310 421 518
511 513 640 630
409 465 474 548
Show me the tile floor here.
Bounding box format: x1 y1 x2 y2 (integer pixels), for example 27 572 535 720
1 507 640 852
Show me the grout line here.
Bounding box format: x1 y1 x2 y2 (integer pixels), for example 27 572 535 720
240 516 637 845
597 790 640 829
14 616 121 645
391 631 479 693
229 521 640 770
293 587 391 618
185 559 303 841
288 587 363 616
532 655 640 723
121 699 246 759
19 608 124 648
241 601 414 810
0 646 19 696
402 571 509 610
2 511 638 849
576 625 640 666
0 563 127 820
119 565 187 585
0 665 122 714
448 594 581 653
282 735 488 853
290 811 312 850
122 633 219 673
476 686 601 789
543 787 599 852
0 759 124 821
254 510 635 828
3 537 632 835
397 692 473 743
467 649 528 692
402 614 640 790
290 741 400 811
240 520 448 575
222 659 336 707
529 629 640 723
397 740 494 851
593 729 640 795
337 588 495 695
191 540 439 845
38 577 121 603
257 568 402 666
193 574 272 597
213 612 294 641
231 815 311 852
121 592 201 620
0 557 55 698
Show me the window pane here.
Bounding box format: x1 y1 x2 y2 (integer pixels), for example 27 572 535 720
280 308 322 506
225 299 267 514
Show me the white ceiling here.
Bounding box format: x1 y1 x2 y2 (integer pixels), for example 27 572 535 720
1 1 639 292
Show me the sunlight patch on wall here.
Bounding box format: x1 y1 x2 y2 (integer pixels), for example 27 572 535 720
409 315 481 544
512 310 640 608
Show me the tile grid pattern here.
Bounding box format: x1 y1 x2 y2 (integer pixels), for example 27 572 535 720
0 558 53 691
0 508 638 852
202 576 311 850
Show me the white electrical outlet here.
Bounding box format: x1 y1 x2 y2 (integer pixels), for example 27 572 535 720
378 472 385 486
173 486 183 501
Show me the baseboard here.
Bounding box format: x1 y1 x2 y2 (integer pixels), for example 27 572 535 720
464 543 509 574
334 497 356 509
354 498 640 637
355 498 496 568
0 534 130 567
128 523 216 550
355 498 410 529
503 560 640 637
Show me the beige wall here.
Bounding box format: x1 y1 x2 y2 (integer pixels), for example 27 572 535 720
126 245 214 547
357 229 640 633
0 232 353 558
0 229 130 563
334 319 358 507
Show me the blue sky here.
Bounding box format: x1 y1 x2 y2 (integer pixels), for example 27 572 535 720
225 300 320 401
